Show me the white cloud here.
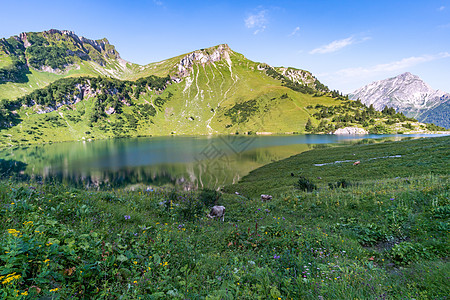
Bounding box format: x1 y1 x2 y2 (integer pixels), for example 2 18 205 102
153 0 163 6
438 6 445 11
245 9 268 34
336 52 450 78
289 26 300 36
310 36 356 54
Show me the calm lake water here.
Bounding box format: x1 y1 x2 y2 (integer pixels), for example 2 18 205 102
0 134 443 189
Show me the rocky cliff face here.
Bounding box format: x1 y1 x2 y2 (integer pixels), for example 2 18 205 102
3 29 124 72
176 44 232 78
349 72 450 127
276 67 316 87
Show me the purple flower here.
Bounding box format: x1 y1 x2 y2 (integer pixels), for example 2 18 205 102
124 215 131 220
390 198 395 201
273 255 280 259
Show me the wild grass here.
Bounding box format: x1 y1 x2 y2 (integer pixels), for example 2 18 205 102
223 135 450 197
0 141 448 299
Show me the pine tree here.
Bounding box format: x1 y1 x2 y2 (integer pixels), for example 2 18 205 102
305 118 313 131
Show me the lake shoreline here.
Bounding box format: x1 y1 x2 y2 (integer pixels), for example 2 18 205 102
1 130 448 149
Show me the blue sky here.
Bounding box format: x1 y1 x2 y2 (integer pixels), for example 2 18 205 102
1 0 449 93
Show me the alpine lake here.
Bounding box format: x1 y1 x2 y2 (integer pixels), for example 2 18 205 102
0 134 444 190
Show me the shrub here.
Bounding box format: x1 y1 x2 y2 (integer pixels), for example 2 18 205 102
329 179 353 189
199 188 222 208
294 176 316 192
390 242 432 264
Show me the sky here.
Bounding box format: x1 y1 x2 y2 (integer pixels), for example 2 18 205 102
0 0 449 93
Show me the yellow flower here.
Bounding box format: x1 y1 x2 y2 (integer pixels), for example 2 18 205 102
49 288 59 292
163 262 168 267
43 259 50 263
133 280 137 284
7 229 20 237
21 291 28 296
133 261 137 265
11 202 14 205
1 273 21 285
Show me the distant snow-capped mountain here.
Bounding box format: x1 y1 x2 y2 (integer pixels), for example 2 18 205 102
348 72 449 128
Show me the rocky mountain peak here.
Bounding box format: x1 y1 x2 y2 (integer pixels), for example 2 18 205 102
349 72 449 127
176 44 232 77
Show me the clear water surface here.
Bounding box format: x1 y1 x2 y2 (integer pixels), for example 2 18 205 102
0 134 443 189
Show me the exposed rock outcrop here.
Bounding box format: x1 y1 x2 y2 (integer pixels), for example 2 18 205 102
277 67 316 87
333 127 368 135
176 44 232 77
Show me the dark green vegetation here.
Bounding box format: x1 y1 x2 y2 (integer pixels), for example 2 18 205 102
419 100 450 130
0 30 120 84
303 100 445 134
225 135 449 197
0 136 448 299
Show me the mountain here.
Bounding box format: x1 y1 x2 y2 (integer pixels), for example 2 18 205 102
0 29 138 100
348 72 450 128
0 30 444 146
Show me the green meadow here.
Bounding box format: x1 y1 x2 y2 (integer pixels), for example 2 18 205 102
0 136 448 299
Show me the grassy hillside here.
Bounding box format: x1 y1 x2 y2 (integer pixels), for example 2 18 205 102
223 135 450 197
0 136 448 298
0 30 139 100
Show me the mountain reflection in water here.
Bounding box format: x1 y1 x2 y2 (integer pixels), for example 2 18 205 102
0 134 440 189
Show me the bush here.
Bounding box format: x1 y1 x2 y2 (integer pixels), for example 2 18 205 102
390 242 432 264
294 176 316 192
199 188 222 207
329 178 353 189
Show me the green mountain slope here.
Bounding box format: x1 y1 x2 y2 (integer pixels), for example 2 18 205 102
0 31 444 146
0 29 138 100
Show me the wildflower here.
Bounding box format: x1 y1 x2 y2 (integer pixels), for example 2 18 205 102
43 259 50 263
124 215 131 220
163 262 168 266
273 255 280 259
21 291 28 296
133 281 137 284
133 261 137 265
7 229 20 237
49 288 59 292
11 202 14 205
1 273 21 285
